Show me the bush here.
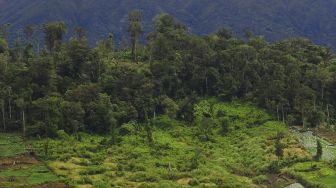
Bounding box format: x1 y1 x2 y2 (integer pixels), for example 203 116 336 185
57 130 69 139
79 166 106 175
188 178 200 186
329 159 336 170
93 180 110 188
119 122 136 136
125 160 146 172
252 175 268 184
268 161 281 174
78 176 93 184
128 172 159 182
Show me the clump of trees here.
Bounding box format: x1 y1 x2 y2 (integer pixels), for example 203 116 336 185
0 11 335 139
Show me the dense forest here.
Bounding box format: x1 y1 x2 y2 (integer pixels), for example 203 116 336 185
1 11 335 138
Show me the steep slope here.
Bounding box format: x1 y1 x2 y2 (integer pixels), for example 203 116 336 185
0 0 336 47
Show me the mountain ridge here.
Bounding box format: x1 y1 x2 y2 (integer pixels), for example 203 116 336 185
0 0 336 47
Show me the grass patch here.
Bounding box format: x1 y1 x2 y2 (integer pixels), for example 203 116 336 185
283 161 336 188
0 165 60 187
0 133 25 158
27 99 334 187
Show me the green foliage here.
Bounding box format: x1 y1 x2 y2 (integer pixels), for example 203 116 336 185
283 162 336 188
0 11 336 188
0 37 8 53
252 175 268 185
25 101 311 187
275 132 284 160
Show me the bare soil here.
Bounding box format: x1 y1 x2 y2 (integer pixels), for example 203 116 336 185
316 127 336 144
0 155 39 170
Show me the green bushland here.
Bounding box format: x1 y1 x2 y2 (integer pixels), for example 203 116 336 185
29 100 313 187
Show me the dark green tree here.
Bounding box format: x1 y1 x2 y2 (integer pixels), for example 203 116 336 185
314 140 323 161
43 22 66 52
128 10 143 62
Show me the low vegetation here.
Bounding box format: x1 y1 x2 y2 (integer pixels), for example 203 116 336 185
0 134 63 188
24 100 314 188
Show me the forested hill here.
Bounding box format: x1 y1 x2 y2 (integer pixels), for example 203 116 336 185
1 0 336 47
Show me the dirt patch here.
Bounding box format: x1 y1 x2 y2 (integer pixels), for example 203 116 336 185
316 127 336 144
264 174 296 188
30 182 69 188
0 155 39 170
177 177 191 185
0 176 27 184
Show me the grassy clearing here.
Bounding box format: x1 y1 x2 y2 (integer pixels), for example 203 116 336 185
0 165 60 187
0 133 62 188
28 100 312 187
283 161 336 188
0 133 25 158
291 130 336 161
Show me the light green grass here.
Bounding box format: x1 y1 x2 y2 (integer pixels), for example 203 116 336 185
283 161 336 188
29 100 308 187
0 165 60 187
0 133 25 158
0 134 63 188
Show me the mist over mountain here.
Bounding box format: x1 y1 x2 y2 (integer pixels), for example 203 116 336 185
1 0 336 47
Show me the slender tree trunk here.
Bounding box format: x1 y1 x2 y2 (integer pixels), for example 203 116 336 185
276 105 280 121
327 104 330 125
302 109 305 128
282 105 285 124
205 76 208 95
146 123 153 145
134 42 137 62
22 108 26 138
8 89 11 119
1 103 5 131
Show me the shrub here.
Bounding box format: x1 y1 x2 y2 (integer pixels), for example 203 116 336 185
78 176 93 184
188 178 200 186
329 159 336 170
57 130 70 139
79 166 106 175
268 161 281 174
128 172 159 182
252 175 268 184
93 180 110 188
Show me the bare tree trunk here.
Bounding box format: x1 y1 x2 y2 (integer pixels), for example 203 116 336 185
8 88 12 119
276 105 280 121
327 104 330 125
302 110 305 128
22 108 26 138
282 105 285 124
205 76 208 95
1 103 5 131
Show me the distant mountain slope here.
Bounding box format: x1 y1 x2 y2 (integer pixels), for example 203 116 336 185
1 0 336 47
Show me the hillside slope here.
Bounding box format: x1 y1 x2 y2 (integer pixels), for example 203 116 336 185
0 0 336 47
